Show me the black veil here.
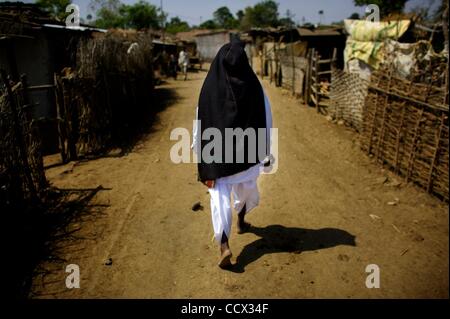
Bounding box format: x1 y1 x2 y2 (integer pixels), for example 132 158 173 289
197 37 267 182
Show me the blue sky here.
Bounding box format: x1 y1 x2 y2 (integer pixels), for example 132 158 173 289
18 0 438 26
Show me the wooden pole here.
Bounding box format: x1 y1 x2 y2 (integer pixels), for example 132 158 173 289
304 49 311 105
20 74 32 122
393 102 407 172
315 52 319 112
260 46 264 79
62 78 77 161
393 75 415 173
291 41 295 96
269 46 273 84
54 73 68 163
405 108 424 182
375 69 393 162
0 69 38 200
426 113 446 193
21 73 47 191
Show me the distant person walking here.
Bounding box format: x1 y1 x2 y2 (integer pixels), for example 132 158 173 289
178 49 189 81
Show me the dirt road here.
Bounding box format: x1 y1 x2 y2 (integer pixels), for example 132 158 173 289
32 69 448 298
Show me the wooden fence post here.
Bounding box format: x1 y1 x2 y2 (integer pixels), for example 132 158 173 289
426 113 445 193
62 78 78 161
0 69 38 200
304 49 311 105
54 73 68 163
291 42 296 96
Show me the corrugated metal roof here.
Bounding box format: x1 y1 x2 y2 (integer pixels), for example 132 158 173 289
42 23 107 33
152 39 177 46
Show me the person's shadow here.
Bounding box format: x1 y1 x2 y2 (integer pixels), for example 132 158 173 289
230 225 356 273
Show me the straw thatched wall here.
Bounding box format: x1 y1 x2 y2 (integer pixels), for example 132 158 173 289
55 30 155 159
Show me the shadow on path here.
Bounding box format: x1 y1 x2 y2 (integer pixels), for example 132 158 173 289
230 224 356 273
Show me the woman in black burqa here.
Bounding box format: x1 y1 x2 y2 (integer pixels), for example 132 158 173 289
192 37 273 268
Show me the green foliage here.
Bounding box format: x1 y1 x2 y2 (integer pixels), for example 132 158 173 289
36 0 72 20
166 17 190 34
278 9 295 27
353 0 409 17
91 0 163 30
90 0 124 28
240 0 280 30
213 6 238 29
348 12 360 19
122 0 160 30
236 10 245 23
199 19 218 29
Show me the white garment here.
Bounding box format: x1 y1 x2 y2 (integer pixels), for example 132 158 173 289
208 163 262 243
178 50 189 66
192 89 273 243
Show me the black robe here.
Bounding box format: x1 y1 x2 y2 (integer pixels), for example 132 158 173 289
197 38 267 182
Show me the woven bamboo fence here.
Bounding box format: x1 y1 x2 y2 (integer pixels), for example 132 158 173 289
0 72 47 210
329 69 369 131
361 55 449 201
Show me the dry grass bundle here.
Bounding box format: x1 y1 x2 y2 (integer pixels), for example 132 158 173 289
55 29 155 159
76 30 154 79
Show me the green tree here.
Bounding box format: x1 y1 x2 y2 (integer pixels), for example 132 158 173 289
213 6 237 29
90 0 163 30
240 0 280 30
354 0 409 18
236 10 245 23
166 16 190 34
199 19 218 29
121 0 161 30
90 0 124 28
348 12 360 19
331 20 345 26
279 9 295 27
36 0 71 20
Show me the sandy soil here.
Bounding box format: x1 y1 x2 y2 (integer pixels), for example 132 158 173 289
31 69 448 298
